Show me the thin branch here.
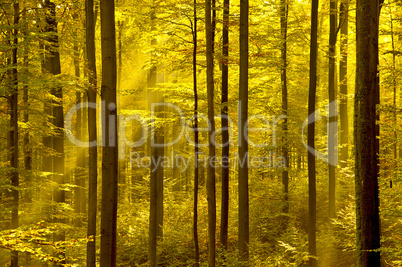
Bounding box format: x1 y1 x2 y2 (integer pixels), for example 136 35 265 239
168 32 193 44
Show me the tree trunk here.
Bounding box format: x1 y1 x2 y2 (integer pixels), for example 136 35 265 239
220 0 230 251
328 0 337 219
85 0 98 265
308 0 318 265
280 0 289 218
10 2 19 265
339 0 348 168
41 1 53 230
354 0 381 265
100 0 118 264
205 0 216 265
390 7 397 189
117 20 123 91
239 0 249 263
23 4 32 204
149 140 158 267
156 95 164 240
117 9 125 200
192 0 200 265
148 55 157 267
74 37 86 227
42 1 65 265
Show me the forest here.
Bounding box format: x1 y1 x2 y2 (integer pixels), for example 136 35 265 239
0 0 401 266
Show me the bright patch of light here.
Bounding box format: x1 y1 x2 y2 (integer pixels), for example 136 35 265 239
38 4 42 8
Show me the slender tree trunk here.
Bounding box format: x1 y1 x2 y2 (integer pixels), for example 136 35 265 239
308 0 318 265
280 0 289 217
41 6 53 218
220 0 230 251
156 70 165 239
354 0 381 265
149 151 157 265
74 94 83 226
212 0 216 54
149 136 157 267
117 14 125 200
192 1 200 265
328 0 337 219
117 21 123 91
10 2 19 265
156 95 164 240
42 1 65 265
390 8 397 188
339 0 348 168
23 5 32 204
51 65 65 267
85 0 98 265
239 0 249 263
148 64 157 267
148 13 158 267
147 5 164 264
74 38 85 227
100 0 118 264
205 0 216 265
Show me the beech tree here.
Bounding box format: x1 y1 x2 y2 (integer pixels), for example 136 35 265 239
192 0 200 265
308 0 318 265
328 0 337 218
280 0 289 217
339 0 349 168
205 0 216 265
148 4 161 265
99 0 118 264
42 1 65 265
9 1 19 266
85 0 98 265
354 0 382 265
238 0 249 262
220 0 230 250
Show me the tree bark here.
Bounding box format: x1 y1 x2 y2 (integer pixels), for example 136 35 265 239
390 7 397 189
147 6 163 263
220 0 229 250
40 1 53 240
42 1 65 265
192 0 200 265
148 54 157 267
74 36 86 227
328 0 337 219
23 2 32 204
85 0 98 265
10 2 19 265
117 4 125 199
156 95 164 240
239 0 249 263
280 0 289 217
308 0 318 265
100 0 118 264
354 0 381 265
149 141 157 267
339 0 348 168
206 0 216 265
